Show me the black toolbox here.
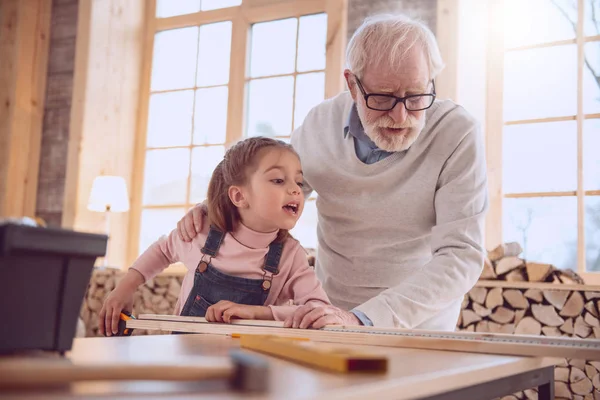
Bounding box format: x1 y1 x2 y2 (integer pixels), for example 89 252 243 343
0 223 107 354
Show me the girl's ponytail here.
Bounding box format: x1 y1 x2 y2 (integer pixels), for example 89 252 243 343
207 160 238 232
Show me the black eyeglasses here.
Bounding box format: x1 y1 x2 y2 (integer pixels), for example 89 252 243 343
354 75 436 112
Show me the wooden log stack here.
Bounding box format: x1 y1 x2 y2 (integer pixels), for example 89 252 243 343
79 268 183 337
483 242 585 285
459 282 600 400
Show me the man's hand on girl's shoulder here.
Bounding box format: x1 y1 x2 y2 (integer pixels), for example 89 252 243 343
178 202 207 242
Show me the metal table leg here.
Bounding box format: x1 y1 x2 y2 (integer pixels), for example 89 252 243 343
419 365 555 400
538 366 555 400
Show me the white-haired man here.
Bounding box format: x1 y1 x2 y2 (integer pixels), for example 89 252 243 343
177 14 488 331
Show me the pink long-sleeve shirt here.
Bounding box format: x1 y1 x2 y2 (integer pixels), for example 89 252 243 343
130 222 331 321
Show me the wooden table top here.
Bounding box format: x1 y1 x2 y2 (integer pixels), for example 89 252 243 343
0 333 557 400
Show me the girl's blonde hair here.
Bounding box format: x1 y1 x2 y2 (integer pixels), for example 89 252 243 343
206 136 298 243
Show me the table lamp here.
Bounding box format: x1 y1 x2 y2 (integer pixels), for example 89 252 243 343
87 175 129 267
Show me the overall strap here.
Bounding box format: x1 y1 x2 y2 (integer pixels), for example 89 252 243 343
264 242 283 275
201 225 225 257
260 241 284 291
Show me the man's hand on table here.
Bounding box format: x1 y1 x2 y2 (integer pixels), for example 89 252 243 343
283 304 363 329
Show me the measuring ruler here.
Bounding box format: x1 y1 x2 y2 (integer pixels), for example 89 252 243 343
129 314 600 361
325 325 599 359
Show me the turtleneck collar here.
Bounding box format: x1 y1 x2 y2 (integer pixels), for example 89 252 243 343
231 222 278 249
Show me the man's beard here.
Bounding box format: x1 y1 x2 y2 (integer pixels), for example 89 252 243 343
358 107 425 152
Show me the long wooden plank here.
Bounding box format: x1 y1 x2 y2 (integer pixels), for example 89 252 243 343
475 280 600 291
127 316 600 361
137 313 600 344
137 313 597 344
139 314 284 327
504 190 600 198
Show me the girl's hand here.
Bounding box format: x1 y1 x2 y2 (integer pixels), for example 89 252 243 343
98 269 144 336
205 301 273 323
98 286 134 336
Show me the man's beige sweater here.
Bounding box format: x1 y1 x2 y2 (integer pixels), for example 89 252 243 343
291 91 488 330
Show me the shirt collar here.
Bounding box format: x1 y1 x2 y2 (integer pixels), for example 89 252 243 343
343 103 381 150
231 222 278 249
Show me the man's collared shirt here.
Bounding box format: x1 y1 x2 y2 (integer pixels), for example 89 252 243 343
343 104 395 165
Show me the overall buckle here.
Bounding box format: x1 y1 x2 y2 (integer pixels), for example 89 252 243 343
197 254 212 273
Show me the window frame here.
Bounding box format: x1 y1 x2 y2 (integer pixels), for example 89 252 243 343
127 0 347 269
485 0 600 284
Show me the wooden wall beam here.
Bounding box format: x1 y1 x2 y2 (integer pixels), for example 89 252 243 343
484 0 505 250
325 0 347 99
64 0 145 268
61 0 91 229
435 0 459 101
0 0 52 218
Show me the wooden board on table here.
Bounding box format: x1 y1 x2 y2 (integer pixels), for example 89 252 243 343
138 314 284 327
128 314 600 361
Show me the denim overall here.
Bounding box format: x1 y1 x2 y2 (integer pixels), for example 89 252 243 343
179 226 283 317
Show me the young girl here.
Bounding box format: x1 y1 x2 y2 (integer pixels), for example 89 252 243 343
98 137 330 336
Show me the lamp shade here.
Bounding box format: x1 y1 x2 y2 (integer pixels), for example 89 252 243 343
87 176 130 212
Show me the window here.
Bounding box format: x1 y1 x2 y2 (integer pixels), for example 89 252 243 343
486 0 600 280
129 0 346 264
245 14 328 249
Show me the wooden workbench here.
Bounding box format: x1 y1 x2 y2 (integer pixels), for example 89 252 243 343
0 334 558 400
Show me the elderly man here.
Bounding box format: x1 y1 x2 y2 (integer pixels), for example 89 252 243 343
177 14 488 331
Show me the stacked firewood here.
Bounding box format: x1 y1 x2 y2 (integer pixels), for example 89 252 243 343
498 358 600 399
130 275 184 336
459 285 600 399
483 242 585 284
80 269 183 337
459 287 600 337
